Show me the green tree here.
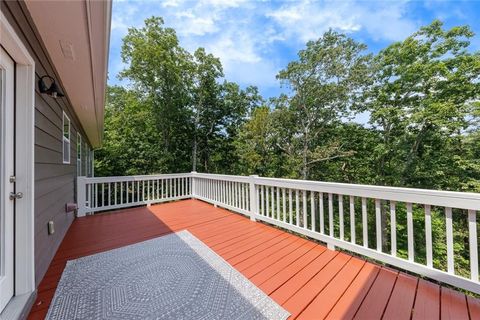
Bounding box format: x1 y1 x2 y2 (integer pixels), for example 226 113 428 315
120 17 194 172
234 106 277 176
191 48 224 172
100 16 262 176
276 30 371 179
363 20 480 189
95 86 166 176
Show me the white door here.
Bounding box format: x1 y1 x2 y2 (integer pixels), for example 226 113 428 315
0 46 15 312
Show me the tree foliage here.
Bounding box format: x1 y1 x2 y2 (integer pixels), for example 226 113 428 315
96 18 480 278
99 17 260 175
275 30 371 179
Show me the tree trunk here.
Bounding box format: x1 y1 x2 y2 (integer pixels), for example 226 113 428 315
301 129 309 180
192 135 197 172
381 201 388 252
403 123 429 185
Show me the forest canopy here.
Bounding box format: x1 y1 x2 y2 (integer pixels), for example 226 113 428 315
96 17 480 194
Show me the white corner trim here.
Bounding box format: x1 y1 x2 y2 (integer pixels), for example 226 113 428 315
62 111 71 164
0 11 34 66
0 8 36 299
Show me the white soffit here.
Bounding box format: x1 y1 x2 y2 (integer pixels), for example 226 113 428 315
25 0 111 148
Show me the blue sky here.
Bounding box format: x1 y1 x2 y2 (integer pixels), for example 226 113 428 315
109 0 480 99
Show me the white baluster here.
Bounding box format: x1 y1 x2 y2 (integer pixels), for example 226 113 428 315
296 190 300 226
328 193 333 237
407 202 414 262
266 186 270 217
390 201 397 257
350 196 355 244
261 185 265 216
271 187 275 218
425 204 432 267
319 193 324 234
362 197 368 247
303 191 307 228
288 189 293 224
277 187 281 220
446 207 454 274
376 199 382 251
339 195 344 240
469 210 478 281
311 192 316 232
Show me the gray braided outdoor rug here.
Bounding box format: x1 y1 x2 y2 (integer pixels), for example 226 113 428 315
46 230 290 320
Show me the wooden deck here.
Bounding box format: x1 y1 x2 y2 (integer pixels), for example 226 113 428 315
28 199 480 319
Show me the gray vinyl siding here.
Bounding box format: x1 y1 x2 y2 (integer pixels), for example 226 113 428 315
1 2 93 286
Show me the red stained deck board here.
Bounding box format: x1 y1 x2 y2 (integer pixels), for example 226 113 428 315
216 227 283 256
205 223 273 250
383 272 418 320
441 287 469 320
353 267 398 319
194 223 262 246
467 295 480 319
235 235 303 272
412 279 441 320
252 243 324 289
188 216 247 235
296 257 365 320
228 233 294 266
267 249 337 302
282 253 352 318
246 240 317 281
28 199 478 320
325 262 380 320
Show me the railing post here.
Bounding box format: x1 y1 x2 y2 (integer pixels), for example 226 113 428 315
191 171 197 199
77 176 87 217
249 175 259 221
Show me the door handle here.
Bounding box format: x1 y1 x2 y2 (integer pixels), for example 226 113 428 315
10 192 23 200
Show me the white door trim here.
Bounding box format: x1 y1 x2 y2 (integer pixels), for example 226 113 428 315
0 8 35 303
0 43 15 313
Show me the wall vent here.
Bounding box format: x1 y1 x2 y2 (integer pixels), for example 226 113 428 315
59 40 75 60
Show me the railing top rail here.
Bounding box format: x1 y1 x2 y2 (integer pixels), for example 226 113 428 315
79 172 480 210
192 172 251 183
78 173 192 183
255 176 480 210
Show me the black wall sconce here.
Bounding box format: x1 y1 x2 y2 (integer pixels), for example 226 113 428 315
38 75 64 98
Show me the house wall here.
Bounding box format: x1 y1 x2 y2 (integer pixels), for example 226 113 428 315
1 1 93 286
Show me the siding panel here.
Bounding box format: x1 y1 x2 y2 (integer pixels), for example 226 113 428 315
35 127 62 152
34 145 62 164
35 174 73 200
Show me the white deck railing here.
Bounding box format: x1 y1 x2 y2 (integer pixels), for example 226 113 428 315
77 172 480 294
77 173 192 214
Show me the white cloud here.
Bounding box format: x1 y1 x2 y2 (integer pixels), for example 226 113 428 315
207 32 262 64
199 0 247 9
152 0 275 85
267 0 416 43
162 0 182 8
175 13 219 36
358 1 418 41
109 0 421 96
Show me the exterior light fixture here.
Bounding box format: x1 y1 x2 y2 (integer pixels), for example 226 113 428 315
38 75 64 98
